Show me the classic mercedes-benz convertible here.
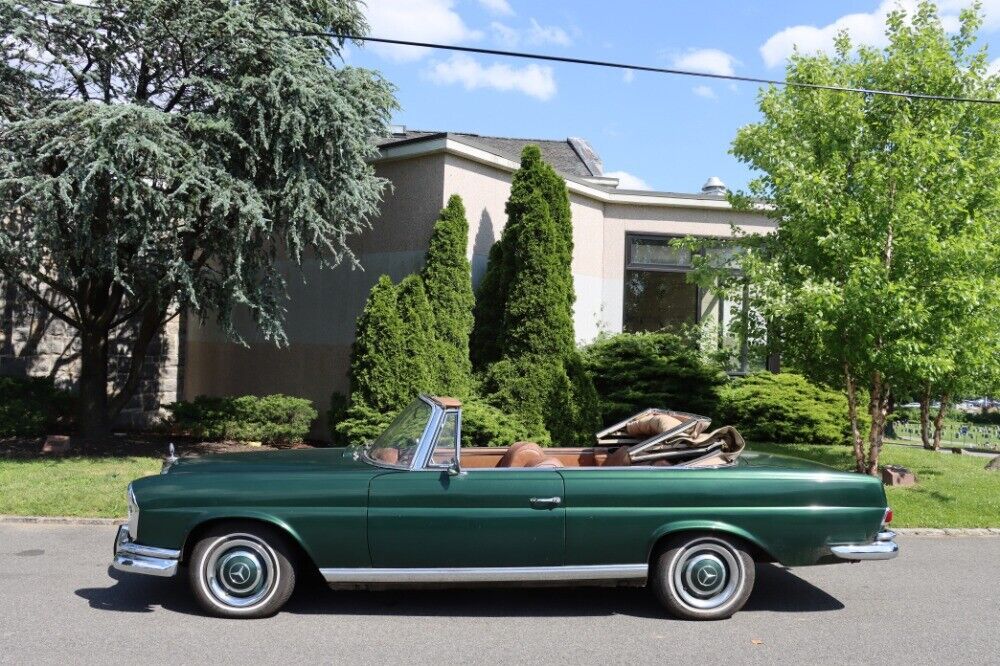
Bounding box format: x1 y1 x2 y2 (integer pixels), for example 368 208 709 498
112 395 898 620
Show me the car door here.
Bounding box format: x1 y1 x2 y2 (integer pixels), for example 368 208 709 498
366 411 565 568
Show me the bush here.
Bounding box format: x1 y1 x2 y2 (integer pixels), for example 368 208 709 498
582 331 727 426
167 394 316 444
715 373 856 445
0 375 74 437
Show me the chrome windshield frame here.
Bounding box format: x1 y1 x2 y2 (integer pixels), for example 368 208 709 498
360 395 445 471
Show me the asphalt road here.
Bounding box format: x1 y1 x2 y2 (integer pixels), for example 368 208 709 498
1 524 997 665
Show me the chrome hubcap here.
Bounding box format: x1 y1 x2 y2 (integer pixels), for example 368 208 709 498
204 536 276 608
671 539 741 610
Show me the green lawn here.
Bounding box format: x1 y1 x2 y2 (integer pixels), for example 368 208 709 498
750 442 1000 528
0 456 161 518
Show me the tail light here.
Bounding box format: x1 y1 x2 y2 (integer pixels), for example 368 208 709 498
883 507 893 525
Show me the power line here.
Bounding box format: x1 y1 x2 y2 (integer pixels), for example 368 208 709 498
287 30 1000 105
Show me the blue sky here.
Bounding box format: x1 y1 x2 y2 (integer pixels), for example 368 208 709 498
350 1 1000 194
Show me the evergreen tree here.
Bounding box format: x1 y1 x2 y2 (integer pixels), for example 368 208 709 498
395 274 436 396
422 195 474 396
348 276 408 413
469 240 508 369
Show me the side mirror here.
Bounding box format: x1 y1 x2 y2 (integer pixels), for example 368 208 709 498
447 459 465 477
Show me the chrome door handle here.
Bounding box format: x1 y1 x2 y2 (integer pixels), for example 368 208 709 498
529 496 562 509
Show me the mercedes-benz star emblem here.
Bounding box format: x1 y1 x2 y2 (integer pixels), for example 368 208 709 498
229 563 251 585
697 568 718 586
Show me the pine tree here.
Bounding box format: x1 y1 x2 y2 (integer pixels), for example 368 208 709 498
348 276 409 413
422 195 474 396
395 274 436 396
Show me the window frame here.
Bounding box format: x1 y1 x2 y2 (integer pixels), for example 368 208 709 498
623 233 706 328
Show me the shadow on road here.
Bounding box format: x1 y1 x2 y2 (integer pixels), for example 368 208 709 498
75 563 843 619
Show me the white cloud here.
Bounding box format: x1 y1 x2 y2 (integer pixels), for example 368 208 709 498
490 21 520 48
671 48 739 76
527 18 571 46
622 68 635 83
605 170 653 191
478 0 515 16
426 54 557 100
490 17 572 47
693 84 717 99
365 0 481 62
761 0 1000 69
989 57 1000 76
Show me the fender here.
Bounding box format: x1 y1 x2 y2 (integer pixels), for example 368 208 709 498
178 509 320 567
646 519 776 562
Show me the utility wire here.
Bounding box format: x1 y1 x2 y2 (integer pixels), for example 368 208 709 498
286 30 1000 105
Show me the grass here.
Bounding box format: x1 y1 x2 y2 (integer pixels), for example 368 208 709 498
0 456 161 518
750 442 1000 528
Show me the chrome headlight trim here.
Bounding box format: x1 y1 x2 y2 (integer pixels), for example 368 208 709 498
126 484 140 537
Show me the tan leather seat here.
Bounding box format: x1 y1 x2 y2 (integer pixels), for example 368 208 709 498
497 442 545 468
602 446 632 467
371 447 399 464
528 456 564 468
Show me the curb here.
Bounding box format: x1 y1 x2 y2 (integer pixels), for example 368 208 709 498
1 515 998 535
894 528 1000 537
0 515 120 526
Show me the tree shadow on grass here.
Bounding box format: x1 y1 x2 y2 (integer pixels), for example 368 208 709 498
77 564 842 619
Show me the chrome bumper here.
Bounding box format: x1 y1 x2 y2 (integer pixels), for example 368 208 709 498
112 525 180 577
830 530 899 561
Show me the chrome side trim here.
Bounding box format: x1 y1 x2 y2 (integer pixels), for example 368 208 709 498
830 541 899 561
111 525 180 578
320 564 648 584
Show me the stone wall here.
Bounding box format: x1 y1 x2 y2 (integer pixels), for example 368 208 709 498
0 283 183 429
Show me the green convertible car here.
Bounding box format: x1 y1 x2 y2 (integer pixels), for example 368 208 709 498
112 395 897 620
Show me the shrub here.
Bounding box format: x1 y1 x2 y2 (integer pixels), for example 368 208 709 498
0 375 75 437
167 394 316 444
348 275 410 414
582 331 727 426
715 373 856 445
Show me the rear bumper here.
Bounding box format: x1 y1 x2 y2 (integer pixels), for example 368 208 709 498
830 530 899 561
111 525 180 577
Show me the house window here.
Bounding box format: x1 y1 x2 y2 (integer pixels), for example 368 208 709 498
623 236 699 332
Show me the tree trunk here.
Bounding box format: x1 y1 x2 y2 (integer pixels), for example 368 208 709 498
78 327 111 440
932 394 949 451
845 364 865 474
865 373 889 476
919 387 932 449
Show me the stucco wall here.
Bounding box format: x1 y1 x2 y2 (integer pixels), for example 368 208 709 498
184 154 448 436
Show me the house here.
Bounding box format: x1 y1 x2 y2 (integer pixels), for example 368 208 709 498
1 130 775 435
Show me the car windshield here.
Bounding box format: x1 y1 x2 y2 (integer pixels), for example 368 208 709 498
363 398 433 468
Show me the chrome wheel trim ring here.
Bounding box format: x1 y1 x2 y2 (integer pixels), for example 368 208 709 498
202 535 280 610
668 538 742 611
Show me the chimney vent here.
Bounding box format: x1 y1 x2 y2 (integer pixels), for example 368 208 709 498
701 176 726 195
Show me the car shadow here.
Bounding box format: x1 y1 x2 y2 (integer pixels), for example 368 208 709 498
77 563 842 618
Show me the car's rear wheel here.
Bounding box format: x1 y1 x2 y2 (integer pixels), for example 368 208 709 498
651 534 755 620
189 522 296 619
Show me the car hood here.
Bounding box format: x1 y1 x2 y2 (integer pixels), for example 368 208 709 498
164 447 372 475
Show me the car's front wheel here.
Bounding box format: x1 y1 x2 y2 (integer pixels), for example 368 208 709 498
189 522 296 619
651 534 755 620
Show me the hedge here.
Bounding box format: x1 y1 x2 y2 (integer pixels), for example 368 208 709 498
167 394 316 444
0 375 75 437
715 373 856 446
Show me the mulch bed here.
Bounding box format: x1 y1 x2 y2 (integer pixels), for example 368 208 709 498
0 433 325 460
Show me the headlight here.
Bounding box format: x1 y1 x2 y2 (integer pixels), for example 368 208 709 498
126 484 140 537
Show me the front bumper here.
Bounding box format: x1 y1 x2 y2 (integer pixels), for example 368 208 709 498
830 530 899 561
111 525 181 577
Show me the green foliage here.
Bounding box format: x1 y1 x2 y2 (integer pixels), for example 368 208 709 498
332 401 397 446
0 0 396 434
473 146 598 444
716 373 859 446
582 331 728 426
395 274 436 395
729 2 1000 471
0 376 74 437
422 195 475 396
348 276 410 413
167 394 317 445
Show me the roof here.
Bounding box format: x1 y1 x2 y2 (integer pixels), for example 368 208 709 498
379 130 602 178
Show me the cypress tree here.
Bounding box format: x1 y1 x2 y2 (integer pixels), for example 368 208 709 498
395 274 436 396
348 275 408 413
422 195 474 395
469 240 508 369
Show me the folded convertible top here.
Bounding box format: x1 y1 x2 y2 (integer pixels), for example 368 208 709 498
595 408 745 467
